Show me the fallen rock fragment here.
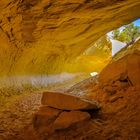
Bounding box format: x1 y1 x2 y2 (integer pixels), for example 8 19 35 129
33 91 99 136
33 106 61 129
41 91 99 110
53 111 91 130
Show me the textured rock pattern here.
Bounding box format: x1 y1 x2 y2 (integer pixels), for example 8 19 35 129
99 50 140 88
0 0 140 75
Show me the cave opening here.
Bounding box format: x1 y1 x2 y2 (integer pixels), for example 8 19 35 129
87 18 140 77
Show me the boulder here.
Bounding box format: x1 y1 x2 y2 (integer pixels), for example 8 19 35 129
41 91 99 110
53 111 90 130
99 51 140 88
33 106 61 129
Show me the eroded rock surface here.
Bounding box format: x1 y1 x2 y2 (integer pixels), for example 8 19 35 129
0 0 140 75
99 50 140 88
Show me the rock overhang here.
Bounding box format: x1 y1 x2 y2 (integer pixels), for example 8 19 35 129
0 0 140 75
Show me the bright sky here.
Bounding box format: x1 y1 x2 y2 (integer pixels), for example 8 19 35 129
133 19 140 26
107 18 140 56
108 18 140 38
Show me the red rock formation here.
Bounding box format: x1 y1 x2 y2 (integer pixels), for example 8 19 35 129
33 50 140 140
99 50 140 88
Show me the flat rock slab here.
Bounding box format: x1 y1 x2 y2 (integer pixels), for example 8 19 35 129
41 91 99 110
53 111 90 130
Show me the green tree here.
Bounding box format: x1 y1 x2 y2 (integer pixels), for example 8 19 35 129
112 23 140 46
112 29 120 40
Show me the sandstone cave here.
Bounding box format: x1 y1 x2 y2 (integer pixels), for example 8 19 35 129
0 0 140 140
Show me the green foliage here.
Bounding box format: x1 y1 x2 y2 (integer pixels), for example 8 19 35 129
112 23 140 45
112 29 120 40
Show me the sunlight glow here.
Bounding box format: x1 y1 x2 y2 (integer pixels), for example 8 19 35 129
90 72 98 77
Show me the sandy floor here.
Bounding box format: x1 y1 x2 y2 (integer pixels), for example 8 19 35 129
0 78 139 140
0 78 80 140
0 92 42 140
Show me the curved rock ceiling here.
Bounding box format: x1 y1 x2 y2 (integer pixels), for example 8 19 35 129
0 0 140 76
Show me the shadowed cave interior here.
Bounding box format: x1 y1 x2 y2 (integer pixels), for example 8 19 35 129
0 0 140 140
